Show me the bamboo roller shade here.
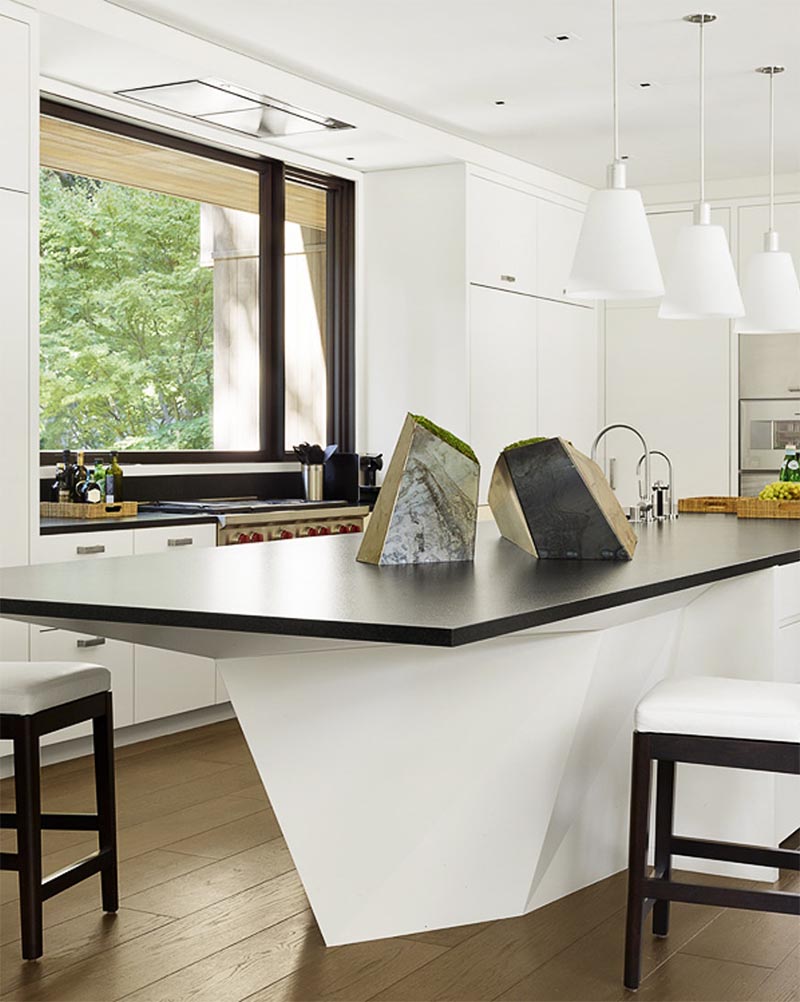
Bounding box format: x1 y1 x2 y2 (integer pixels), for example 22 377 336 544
40 115 326 230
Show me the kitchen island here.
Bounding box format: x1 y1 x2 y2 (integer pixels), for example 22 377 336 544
1 516 798 945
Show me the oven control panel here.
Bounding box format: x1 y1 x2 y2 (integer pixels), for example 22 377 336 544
217 507 369 546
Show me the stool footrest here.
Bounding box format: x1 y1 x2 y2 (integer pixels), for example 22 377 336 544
1 812 101 832
643 877 800 916
671 835 800 871
42 849 113 901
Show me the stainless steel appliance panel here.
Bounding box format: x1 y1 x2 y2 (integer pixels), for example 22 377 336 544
740 399 800 471
739 333 800 399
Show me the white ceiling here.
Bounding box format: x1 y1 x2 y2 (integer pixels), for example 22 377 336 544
46 0 800 186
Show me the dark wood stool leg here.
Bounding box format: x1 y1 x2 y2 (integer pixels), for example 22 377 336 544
92 693 118 912
653 759 675 937
14 717 43 961
624 731 652 991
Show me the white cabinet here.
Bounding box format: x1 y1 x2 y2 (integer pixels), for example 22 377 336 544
0 188 29 569
32 528 134 565
132 522 217 554
469 285 538 501
0 11 31 194
469 175 538 296
536 198 584 304
537 300 598 453
133 521 220 716
31 625 134 745
604 308 731 507
134 645 217 722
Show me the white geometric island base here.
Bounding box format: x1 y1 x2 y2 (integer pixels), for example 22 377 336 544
218 566 798 946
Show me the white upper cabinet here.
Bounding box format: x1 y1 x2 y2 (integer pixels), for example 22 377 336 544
469 285 538 502
468 175 538 296
537 300 598 454
536 198 584 304
0 11 30 193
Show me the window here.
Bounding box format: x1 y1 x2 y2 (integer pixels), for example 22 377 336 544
39 102 354 462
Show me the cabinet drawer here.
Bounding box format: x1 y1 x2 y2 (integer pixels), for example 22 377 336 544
32 529 134 565
30 626 134 745
133 523 217 555
469 176 537 296
134 645 217 723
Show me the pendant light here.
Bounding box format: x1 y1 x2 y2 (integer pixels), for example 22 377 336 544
738 67 800 333
659 14 744 319
565 0 663 300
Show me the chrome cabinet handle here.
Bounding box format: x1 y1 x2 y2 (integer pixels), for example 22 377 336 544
77 637 105 648
76 544 105 555
500 274 516 283
788 386 800 392
167 537 193 547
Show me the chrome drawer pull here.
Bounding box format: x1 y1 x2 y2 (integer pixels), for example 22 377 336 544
77 637 105 648
76 544 105 555
789 386 800 392
500 274 516 283
167 537 194 547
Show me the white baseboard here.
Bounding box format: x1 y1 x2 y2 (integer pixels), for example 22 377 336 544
0 702 236 779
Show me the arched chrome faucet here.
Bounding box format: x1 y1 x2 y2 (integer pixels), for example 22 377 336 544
637 450 677 519
590 423 652 522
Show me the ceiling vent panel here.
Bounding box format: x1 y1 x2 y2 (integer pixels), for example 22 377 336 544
116 78 354 138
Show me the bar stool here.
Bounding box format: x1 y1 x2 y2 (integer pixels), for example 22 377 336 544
0 662 119 960
624 676 800 991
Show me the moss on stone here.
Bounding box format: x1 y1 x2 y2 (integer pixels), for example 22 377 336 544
503 436 549 452
411 414 478 464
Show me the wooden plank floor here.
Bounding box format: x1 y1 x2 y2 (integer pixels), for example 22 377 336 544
0 719 797 1002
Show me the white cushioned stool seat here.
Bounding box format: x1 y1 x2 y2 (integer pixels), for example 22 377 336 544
1 662 111 716
635 677 800 743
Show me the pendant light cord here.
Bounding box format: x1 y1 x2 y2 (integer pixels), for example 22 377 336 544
698 16 705 204
769 68 775 231
612 0 619 162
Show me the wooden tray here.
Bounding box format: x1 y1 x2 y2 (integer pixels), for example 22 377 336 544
678 496 739 514
40 501 138 519
736 498 800 520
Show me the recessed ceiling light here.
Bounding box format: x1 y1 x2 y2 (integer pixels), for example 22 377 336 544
495 100 506 106
346 156 355 161
545 31 581 43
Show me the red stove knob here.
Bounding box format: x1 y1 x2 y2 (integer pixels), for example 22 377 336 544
317 526 330 536
348 523 362 533
278 529 294 540
337 524 349 534
250 532 264 543
237 532 250 544
305 527 319 537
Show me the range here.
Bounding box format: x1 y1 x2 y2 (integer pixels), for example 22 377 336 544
139 499 369 545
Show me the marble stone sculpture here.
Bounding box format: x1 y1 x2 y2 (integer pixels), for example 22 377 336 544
488 436 637 560
357 413 480 565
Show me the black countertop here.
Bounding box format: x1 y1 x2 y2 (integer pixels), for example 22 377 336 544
3 516 798 647
39 512 220 535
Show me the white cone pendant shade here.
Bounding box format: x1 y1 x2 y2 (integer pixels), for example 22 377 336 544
660 14 744 320
566 175 664 299
738 242 800 332
659 204 744 319
738 67 800 332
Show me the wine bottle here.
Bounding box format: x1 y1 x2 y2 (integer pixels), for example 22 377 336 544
109 451 123 502
51 463 67 502
93 458 107 501
76 477 104 504
62 448 73 500
73 450 88 502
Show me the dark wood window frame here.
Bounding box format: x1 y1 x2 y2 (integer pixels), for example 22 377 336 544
39 100 355 465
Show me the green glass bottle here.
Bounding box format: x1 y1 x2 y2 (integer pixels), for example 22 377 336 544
779 445 800 482
109 451 124 501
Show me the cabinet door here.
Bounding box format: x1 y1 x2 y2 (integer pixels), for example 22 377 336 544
134 645 217 723
32 529 135 565
31 626 134 745
0 189 29 569
469 285 538 502
0 13 30 193
605 307 731 507
536 198 585 304
537 301 598 454
469 176 537 296
132 522 217 554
